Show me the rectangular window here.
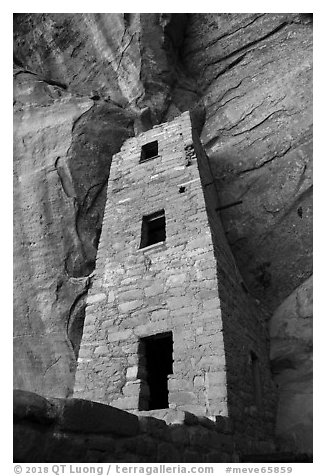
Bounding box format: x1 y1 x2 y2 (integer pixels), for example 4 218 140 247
138 332 173 410
139 210 166 248
250 351 263 408
140 140 159 163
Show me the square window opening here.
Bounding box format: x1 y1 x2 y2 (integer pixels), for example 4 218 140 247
139 210 166 249
138 332 173 410
140 141 159 163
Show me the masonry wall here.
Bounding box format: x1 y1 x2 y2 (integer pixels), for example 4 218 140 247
74 112 228 416
74 111 276 449
14 390 268 463
191 129 277 444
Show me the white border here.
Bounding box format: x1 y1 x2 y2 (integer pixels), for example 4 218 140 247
5 4 321 474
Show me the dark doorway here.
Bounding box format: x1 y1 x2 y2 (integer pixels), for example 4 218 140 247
139 332 173 410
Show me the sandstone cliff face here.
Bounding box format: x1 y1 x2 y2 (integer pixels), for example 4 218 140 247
183 13 312 309
14 12 188 397
14 71 93 396
269 275 312 454
13 13 312 452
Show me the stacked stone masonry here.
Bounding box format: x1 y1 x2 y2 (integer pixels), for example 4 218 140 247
14 390 274 463
74 111 277 454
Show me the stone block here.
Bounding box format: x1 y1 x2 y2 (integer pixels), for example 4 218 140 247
126 366 138 380
207 385 227 400
172 309 197 323
166 296 195 310
112 396 139 411
118 300 143 313
84 313 97 325
151 309 169 320
168 378 193 392
122 381 142 397
78 346 94 358
186 236 210 250
144 282 165 297
203 297 221 311
134 323 154 336
178 404 207 417
94 345 108 355
205 371 227 387
56 398 139 436
86 293 107 305
201 268 217 280
127 354 138 365
138 415 167 435
117 289 144 302
194 376 205 387
166 273 187 287
13 390 57 425
169 391 198 406
107 329 133 342
196 334 216 345
166 287 186 297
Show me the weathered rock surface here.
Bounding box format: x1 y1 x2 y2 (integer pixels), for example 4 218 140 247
269 275 313 454
13 67 135 396
13 13 189 125
183 13 312 309
13 13 312 452
13 13 192 398
14 71 93 397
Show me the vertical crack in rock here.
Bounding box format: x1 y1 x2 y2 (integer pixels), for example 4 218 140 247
43 356 62 376
60 101 135 278
117 33 137 71
66 277 92 361
54 157 76 198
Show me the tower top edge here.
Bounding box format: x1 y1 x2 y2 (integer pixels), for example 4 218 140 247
115 111 193 157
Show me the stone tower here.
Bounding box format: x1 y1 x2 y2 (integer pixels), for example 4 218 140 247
74 112 276 442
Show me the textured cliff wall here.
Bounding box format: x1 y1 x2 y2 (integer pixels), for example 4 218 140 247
13 13 186 397
269 275 313 454
14 78 93 396
183 13 312 309
13 13 312 452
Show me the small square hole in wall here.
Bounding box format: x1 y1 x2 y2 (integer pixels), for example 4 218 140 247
140 141 159 163
139 210 166 248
